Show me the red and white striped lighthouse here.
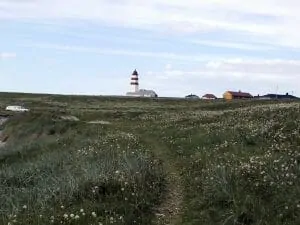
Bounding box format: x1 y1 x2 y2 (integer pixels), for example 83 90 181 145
130 69 139 92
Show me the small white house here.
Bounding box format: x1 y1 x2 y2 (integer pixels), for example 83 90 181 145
5 105 29 112
126 89 158 98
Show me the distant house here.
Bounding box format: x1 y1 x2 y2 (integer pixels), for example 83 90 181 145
256 93 299 100
185 94 199 99
223 90 253 100
202 94 217 100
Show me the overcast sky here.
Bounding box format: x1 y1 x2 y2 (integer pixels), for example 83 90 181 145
1 0 300 97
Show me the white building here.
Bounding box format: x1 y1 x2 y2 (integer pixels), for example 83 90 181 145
126 69 158 97
5 105 29 112
127 89 158 97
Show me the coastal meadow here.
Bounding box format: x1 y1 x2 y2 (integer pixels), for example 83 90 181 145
0 93 299 225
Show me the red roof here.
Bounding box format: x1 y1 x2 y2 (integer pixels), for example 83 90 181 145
228 91 252 98
202 94 217 99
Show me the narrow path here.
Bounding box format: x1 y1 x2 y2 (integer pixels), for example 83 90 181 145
117 122 184 225
141 136 184 225
0 117 9 148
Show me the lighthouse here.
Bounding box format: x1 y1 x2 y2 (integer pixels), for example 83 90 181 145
126 69 158 98
130 69 139 92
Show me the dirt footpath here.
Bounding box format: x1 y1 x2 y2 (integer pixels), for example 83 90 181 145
0 117 8 148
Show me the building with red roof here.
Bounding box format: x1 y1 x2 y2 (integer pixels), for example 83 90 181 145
202 94 217 100
223 90 253 100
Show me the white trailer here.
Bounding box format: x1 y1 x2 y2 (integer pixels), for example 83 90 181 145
5 105 29 112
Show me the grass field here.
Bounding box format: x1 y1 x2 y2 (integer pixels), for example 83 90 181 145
0 92 300 225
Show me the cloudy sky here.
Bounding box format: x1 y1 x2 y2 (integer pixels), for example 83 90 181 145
1 0 300 97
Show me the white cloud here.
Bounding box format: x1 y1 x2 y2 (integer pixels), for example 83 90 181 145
189 40 277 51
24 42 250 61
158 58 300 80
204 59 300 77
0 52 16 59
1 0 300 48
165 64 172 70
142 58 300 97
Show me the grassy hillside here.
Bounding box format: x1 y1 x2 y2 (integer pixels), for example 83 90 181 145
0 92 300 225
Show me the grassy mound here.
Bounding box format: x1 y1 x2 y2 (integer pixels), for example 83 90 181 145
0 113 165 225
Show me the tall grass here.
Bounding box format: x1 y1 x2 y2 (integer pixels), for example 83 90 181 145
145 104 300 225
0 113 165 225
1 93 300 225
